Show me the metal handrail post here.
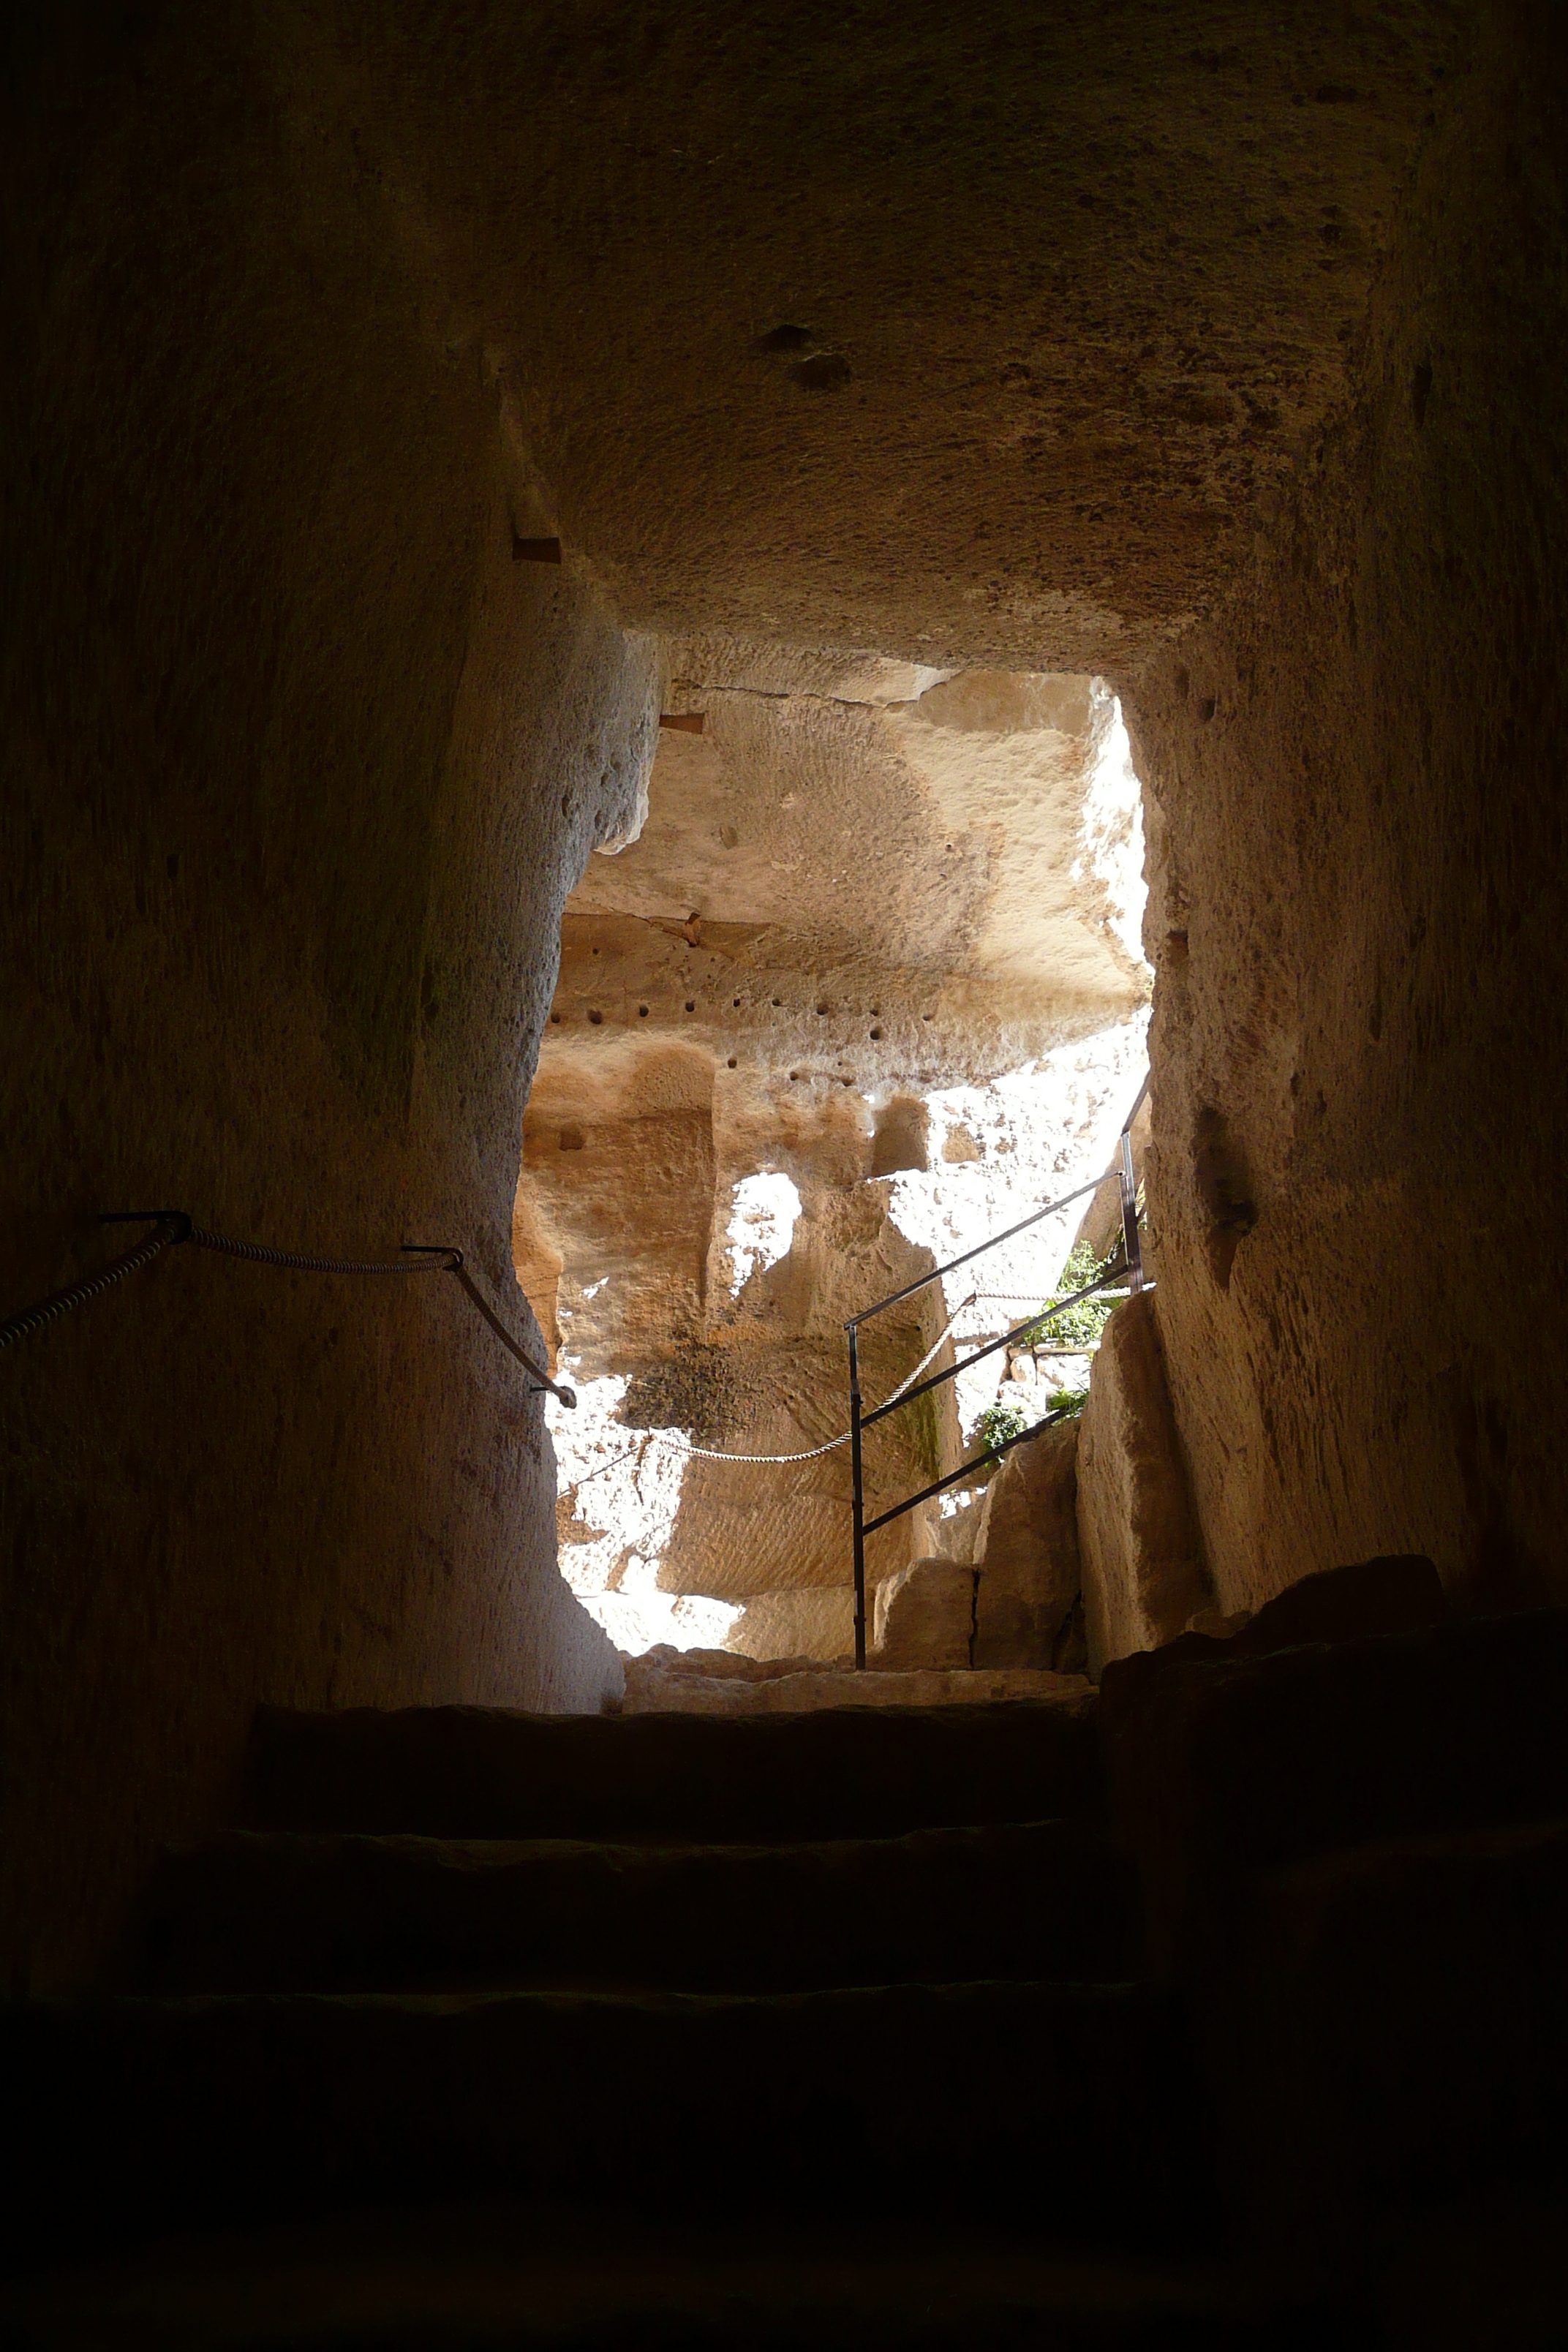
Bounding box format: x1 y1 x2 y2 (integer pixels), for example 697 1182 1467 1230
848 1324 867 1670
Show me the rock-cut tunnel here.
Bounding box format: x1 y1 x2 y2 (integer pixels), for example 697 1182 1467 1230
4 3 1568 2338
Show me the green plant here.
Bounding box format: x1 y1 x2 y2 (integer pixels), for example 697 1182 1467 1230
1022 1238 1120 1350
1059 1236 1113 1286
974 1400 1029 1457
1045 1384 1089 1419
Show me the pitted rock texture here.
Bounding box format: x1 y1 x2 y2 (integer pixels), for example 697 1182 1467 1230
581 662 1147 1037
364 4 1468 667
1122 12 1568 1621
4 14 670 1980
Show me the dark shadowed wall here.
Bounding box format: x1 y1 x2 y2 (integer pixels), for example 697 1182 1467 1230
1 8 655 1989
1126 6 1568 1619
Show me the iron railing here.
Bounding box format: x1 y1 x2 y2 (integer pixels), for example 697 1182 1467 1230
845 1074 1149 1668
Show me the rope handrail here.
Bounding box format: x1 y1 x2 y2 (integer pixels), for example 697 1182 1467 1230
0 1213 192 1354
4 1073 1154 1669
0 1211 575 1406
570 1390 1082 1515
559 1264 1126 1495
558 1254 1131 1481
630 1266 1127 1463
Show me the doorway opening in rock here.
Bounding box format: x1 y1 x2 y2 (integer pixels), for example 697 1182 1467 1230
512 643 1152 1681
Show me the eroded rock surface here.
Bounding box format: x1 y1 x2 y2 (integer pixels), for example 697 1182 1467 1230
11 0 1548 2004
973 1424 1084 1671
872 1558 977 1671
1077 1294 1212 1674
1118 16 1568 1627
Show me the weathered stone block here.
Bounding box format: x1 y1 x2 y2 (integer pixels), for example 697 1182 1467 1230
1199 1553 1444 1664
1098 1601 1568 1980
872 1557 976 1669
1075 1293 1210 1674
973 1422 1081 1668
724 1588 856 1663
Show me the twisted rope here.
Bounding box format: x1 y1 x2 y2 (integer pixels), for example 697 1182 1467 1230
1 1213 573 1405
964 1285 1125 1324
560 1260 1123 1481
0 1213 189 1353
184 1228 453 1277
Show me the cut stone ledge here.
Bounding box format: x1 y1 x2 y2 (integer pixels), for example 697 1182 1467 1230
614 1656 1093 1716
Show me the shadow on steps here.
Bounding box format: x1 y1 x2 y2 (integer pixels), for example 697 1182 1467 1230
0 2196 1341 2350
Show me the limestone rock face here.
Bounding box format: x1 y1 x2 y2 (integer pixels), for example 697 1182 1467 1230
355 9 1463 671
1076 1296 1211 1675
623 1646 845 1688
873 1558 977 1670
1117 18 1568 1626
973 1425 1082 1670
724 1590 857 1665
521 657 1153 1660
3 29 666 1980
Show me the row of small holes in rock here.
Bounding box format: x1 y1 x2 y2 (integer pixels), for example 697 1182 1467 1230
553 1007 929 1028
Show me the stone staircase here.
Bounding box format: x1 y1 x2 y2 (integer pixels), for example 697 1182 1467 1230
1100 1575 1568 2269
5 1564 1568 2345
613 1644 1095 1715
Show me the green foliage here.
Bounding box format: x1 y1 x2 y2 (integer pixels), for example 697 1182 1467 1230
1059 1237 1111 1286
1022 1238 1120 1349
974 1400 1029 1458
970 1239 1125 1470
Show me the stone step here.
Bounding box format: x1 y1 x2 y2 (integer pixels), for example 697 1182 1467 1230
2 1979 1199 2250
240 1699 1101 1842
615 1657 1095 1715
0 2201 1332 2349
136 1820 1139 1994
1221 1815 1568 2257
1098 1605 1568 1971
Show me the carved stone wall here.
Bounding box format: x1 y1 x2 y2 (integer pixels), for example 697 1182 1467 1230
6 0 1534 1986
1124 10 1568 1618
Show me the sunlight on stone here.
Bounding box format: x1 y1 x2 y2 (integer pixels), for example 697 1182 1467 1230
523 660 1154 1656
724 1171 802 1294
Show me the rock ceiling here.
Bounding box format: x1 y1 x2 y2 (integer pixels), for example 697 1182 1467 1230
380 1 1473 666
